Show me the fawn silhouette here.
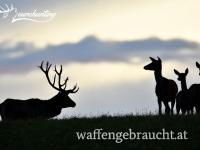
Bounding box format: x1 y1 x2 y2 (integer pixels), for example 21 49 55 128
144 57 178 115
189 62 200 113
174 68 193 114
0 61 79 120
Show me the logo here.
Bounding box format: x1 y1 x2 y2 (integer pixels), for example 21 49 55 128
0 4 56 23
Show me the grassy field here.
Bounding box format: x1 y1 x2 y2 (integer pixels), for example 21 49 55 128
0 115 200 150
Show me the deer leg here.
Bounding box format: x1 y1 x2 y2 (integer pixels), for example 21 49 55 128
195 104 200 114
176 104 180 115
170 101 175 115
0 111 5 121
186 110 190 115
181 108 186 115
190 106 194 115
157 99 162 115
191 109 194 115
163 101 170 115
196 106 200 114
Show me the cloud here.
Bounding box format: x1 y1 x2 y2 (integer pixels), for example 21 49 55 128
0 36 199 74
1 0 200 47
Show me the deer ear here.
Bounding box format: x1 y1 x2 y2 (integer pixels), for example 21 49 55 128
174 69 180 75
185 68 189 75
149 57 156 62
157 56 161 62
196 62 200 68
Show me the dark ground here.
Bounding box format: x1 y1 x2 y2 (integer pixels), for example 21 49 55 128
0 115 199 150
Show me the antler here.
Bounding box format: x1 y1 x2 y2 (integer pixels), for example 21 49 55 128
39 61 79 93
39 61 60 91
67 84 79 93
54 65 69 90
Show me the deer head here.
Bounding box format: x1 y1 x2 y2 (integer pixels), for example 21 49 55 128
144 56 162 71
39 61 79 108
196 62 200 76
174 68 189 81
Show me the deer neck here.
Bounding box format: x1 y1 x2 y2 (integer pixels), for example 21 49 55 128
154 69 163 83
180 79 187 91
49 93 62 108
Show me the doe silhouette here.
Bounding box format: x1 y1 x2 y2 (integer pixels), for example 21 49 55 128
174 68 193 114
0 61 79 120
189 62 200 113
144 57 178 115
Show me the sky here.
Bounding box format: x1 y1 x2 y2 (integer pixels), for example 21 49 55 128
0 0 200 118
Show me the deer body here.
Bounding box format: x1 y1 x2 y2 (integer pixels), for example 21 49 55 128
174 68 192 114
0 62 79 121
189 62 200 113
144 57 178 115
155 78 178 105
0 98 62 120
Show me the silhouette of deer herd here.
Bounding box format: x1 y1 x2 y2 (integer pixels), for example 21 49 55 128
144 57 200 115
0 58 200 121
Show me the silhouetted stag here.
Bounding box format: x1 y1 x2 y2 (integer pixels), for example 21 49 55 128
144 57 178 115
174 68 193 114
0 61 79 120
189 62 200 113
